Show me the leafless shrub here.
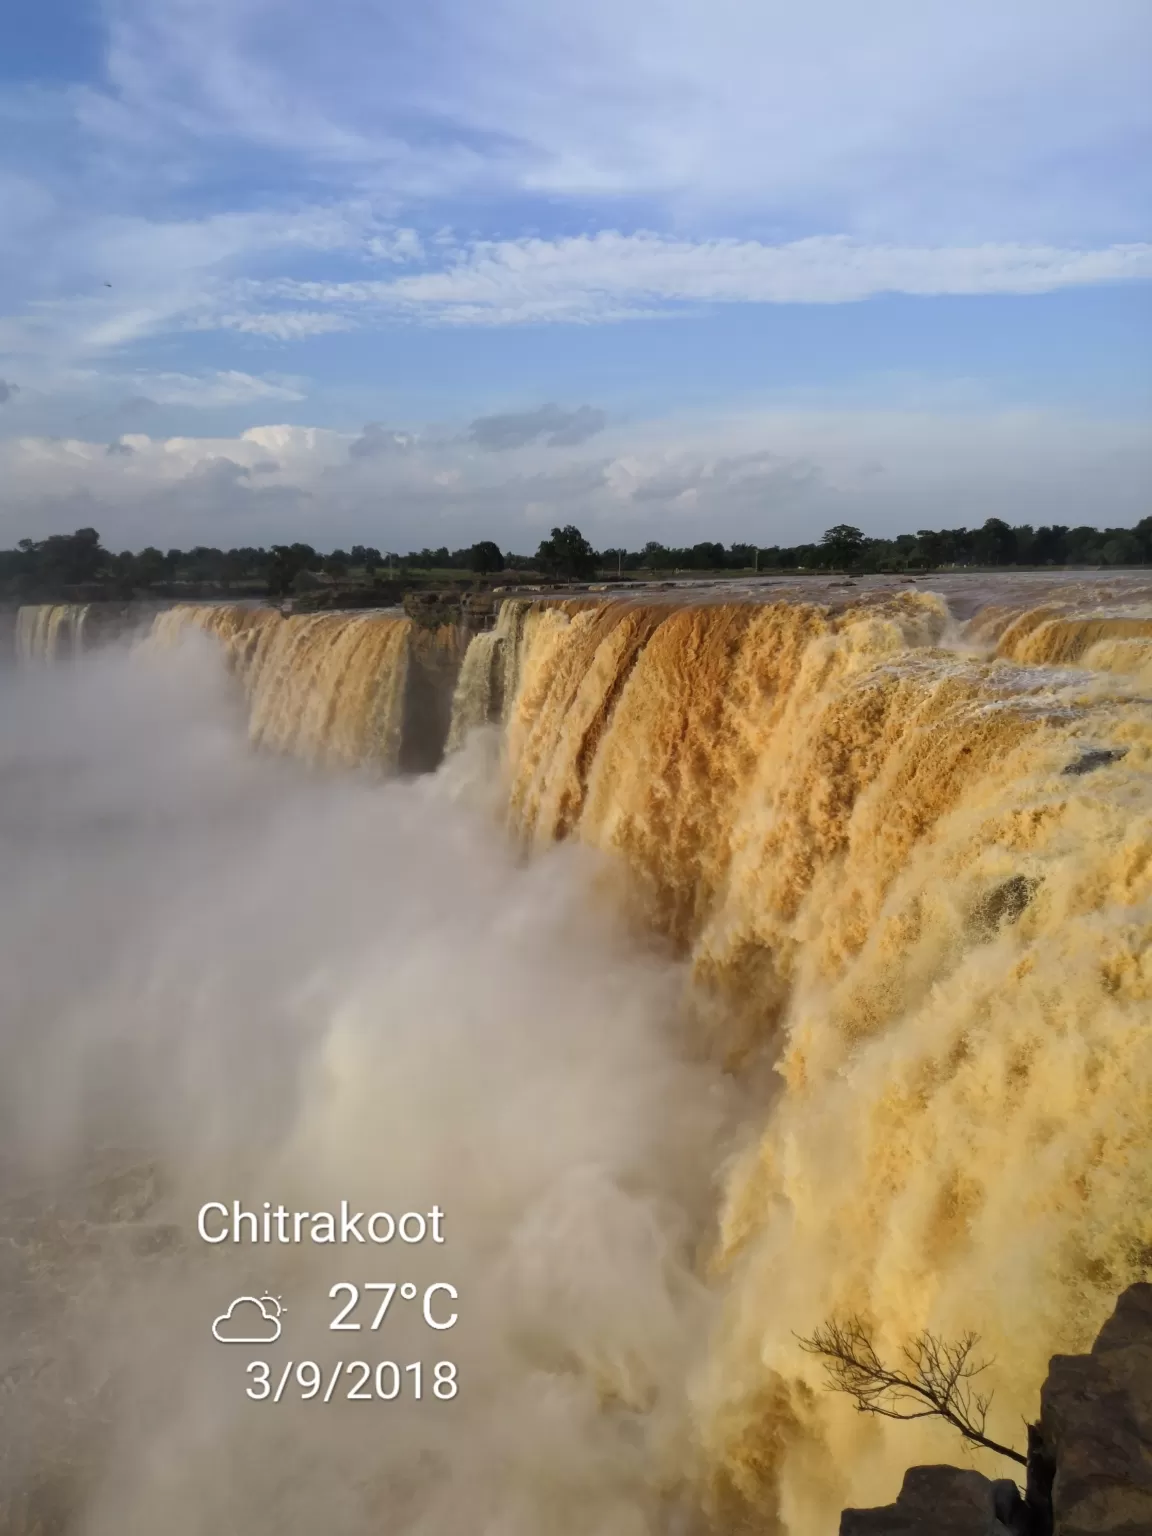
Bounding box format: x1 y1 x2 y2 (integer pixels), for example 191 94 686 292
797 1316 1026 1466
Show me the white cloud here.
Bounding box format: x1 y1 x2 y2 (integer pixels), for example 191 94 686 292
253 233 1152 326
98 370 308 408
0 197 414 375
94 0 1152 241
1 1 1145 418
468 405 608 449
211 312 356 339
2 406 1147 552
348 423 418 459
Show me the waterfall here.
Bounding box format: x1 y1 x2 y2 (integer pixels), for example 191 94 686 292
150 605 468 774
15 604 92 661
437 583 1152 1524
9 581 1148 1530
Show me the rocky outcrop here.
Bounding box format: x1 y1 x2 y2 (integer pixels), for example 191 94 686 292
404 589 499 633
841 1466 1027 1534
839 1284 1152 1536
289 581 406 611
1040 1283 1152 1535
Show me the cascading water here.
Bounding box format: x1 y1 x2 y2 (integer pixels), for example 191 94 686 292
150 605 466 773
464 584 1151 1526
15 603 92 661
1 576 1148 1534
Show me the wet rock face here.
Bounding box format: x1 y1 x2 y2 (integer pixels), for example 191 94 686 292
1063 748 1128 776
840 1466 1022 1534
838 1285 1152 1536
1040 1283 1152 1536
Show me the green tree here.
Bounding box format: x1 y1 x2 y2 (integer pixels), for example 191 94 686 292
134 546 171 585
268 543 318 597
691 540 725 569
1032 525 1070 565
820 524 867 568
33 527 108 586
469 540 504 574
973 517 1017 566
536 524 597 581
1101 533 1141 565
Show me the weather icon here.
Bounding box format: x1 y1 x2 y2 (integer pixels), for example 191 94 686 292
212 1294 285 1344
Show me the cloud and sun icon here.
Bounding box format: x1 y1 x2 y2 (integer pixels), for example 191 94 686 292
212 1294 286 1344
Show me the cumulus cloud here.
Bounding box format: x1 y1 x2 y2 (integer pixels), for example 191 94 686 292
106 440 135 457
348 423 417 459
468 404 607 450
366 229 424 263
2 407 1149 554
185 456 251 487
0 380 18 404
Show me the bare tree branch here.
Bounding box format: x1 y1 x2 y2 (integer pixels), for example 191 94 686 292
797 1316 1027 1467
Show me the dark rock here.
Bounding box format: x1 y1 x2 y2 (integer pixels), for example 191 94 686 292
1025 1422 1056 1534
290 581 405 612
403 589 498 633
837 1286 1152 1536
992 1479 1031 1529
1063 749 1128 776
1039 1283 1152 1536
840 1465 1016 1534
972 875 1041 934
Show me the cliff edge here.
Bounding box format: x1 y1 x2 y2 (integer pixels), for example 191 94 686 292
840 1283 1152 1536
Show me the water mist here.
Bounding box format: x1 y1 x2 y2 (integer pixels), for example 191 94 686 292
0 634 735 1536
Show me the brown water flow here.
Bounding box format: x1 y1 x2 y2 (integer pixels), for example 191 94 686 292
150 605 453 773
25 582 1149 1531
441 583 1152 1528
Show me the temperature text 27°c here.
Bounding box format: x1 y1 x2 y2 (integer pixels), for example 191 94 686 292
328 1282 458 1331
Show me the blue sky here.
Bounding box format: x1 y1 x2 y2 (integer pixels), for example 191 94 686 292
0 0 1149 551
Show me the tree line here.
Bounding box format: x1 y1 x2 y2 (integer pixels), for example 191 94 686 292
2 515 1150 601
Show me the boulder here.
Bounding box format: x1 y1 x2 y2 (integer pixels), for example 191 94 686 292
1040 1283 1152 1536
840 1465 1021 1534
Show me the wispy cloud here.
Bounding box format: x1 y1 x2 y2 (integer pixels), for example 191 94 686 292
0 196 411 373
98 370 308 408
0 0 1146 456
93 0 1152 241
253 234 1152 327
211 311 356 340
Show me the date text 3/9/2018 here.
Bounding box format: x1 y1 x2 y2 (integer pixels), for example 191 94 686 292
247 1360 458 1402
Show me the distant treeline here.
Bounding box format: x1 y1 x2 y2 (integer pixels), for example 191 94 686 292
3 516 1151 601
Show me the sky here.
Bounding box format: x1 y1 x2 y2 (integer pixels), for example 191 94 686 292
0 0 1149 553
